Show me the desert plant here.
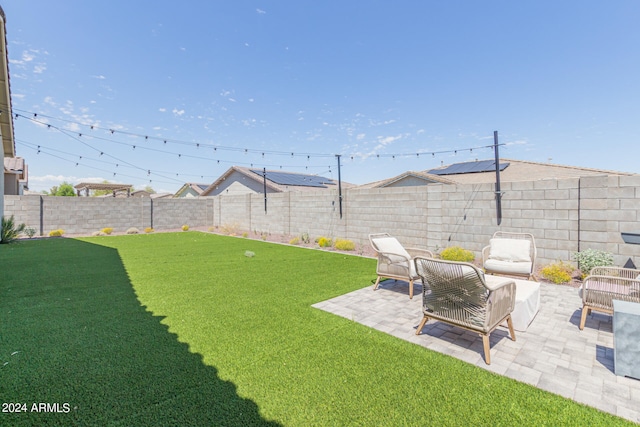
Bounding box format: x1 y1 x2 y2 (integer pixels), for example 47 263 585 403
300 232 310 244
208 226 217 232
220 222 240 236
289 236 300 245
242 232 249 238
244 250 255 258
182 224 189 231
23 226 37 238
440 246 475 262
49 229 65 237
317 237 333 248
144 227 154 233
540 261 574 284
126 227 140 234
334 239 355 251
101 227 114 235
1 215 26 244
573 249 614 278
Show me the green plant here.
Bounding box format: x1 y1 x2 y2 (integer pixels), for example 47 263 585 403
573 249 614 278
242 232 249 238
23 226 37 238
289 236 300 245
101 227 114 235
317 236 333 248
144 227 154 233
440 246 475 262
48 229 65 237
334 239 355 251
300 232 310 244
540 261 574 284
182 224 189 231
208 226 217 232
1 215 26 244
244 250 255 257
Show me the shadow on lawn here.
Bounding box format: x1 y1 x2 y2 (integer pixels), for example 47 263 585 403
0 238 280 426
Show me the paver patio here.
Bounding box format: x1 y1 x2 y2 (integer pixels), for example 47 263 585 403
313 279 640 424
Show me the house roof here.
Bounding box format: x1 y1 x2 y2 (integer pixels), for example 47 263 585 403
360 158 637 188
0 6 15 158
201 166 353 196
174 182 210 197
4 156 24 174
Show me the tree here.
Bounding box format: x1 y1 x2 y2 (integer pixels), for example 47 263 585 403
92 180 113 197
143 185 156 194
48 181 76 196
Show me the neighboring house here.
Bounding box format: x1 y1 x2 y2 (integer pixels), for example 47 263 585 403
360 158 637 189
174 182 209 198
1 5 16 240
200 166 351 197
4 156 27 195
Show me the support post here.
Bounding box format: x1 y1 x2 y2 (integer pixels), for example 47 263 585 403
263 167 267 213
336 155 343 219
494 131 502 225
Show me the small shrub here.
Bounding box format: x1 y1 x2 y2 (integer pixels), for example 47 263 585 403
101 227 113 235
49 229 64 237
244 250 255 258
126 227 140 234
145 227 154 233
573 249 614 278
220 222 240 236
541 261 574 284
300 232 310 244
289 236 300 245
23 226 37 239
1 215 26 244
317 236 333 248
261 232 268 241
334 239 355 251
440 246 475 262
181 224 189 231
92 231 105 236
208 226 217 232
242 232 249 238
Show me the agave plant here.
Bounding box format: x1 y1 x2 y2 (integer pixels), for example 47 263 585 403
1 215 27 244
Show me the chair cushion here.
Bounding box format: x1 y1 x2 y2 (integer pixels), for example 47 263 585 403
488 238 531 262
484 258 532 275
374 237 411 261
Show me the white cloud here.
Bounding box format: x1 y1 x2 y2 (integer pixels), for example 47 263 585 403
172 108 185 116
357 133 365 140
256 8 266 14
159 108 167 112
377 134 402 145
92 75 106 80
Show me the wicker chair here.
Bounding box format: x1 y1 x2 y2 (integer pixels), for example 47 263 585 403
482 231 537 280
414 256 516 364
369 233 433 299
579 266 640 330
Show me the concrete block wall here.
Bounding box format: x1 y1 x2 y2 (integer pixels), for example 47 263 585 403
4 174 640 268
152 198 213 230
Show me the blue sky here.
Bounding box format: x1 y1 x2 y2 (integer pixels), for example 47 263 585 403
3 1 639 193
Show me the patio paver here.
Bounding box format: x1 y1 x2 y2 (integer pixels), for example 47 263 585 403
312 280 640 424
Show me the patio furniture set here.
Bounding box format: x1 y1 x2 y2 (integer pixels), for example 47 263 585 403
369 232 640 368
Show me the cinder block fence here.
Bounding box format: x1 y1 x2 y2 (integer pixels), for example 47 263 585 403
5 174 640 267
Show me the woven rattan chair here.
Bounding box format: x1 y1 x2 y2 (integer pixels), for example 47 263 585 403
369 233 433 299
482 231 537 280
579 266 640 330
414 256 516 364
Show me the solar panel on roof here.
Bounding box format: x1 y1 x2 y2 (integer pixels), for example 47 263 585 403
249 169 335 188
429 161 509 176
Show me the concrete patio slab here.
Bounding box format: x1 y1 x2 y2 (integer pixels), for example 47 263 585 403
312 279 640 424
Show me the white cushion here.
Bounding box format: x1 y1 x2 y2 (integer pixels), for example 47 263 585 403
488 238 531 263
484 259 532 275
374 237 411 260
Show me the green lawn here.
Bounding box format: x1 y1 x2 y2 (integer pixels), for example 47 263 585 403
0 233 633 426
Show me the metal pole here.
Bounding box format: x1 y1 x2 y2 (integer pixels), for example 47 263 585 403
494 131 502 225
336 154 343 219
263 167 267 213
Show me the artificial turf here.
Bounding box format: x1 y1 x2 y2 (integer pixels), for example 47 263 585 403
0 232 634 426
